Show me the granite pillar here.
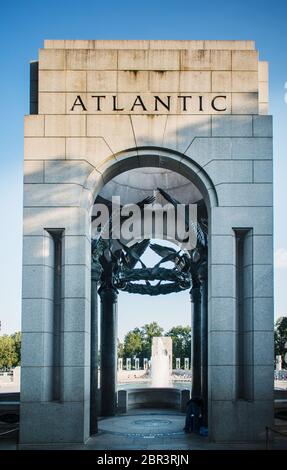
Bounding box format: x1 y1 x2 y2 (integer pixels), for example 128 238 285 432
190 285 202 398
90 270 99 434
99 286 118 416
200 272 208 426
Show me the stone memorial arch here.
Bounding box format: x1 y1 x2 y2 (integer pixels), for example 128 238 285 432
20 40 273 445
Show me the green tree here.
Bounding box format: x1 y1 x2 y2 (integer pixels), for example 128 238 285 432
121 322 164 365
275 317 287 367
11 331 21 366
123 328 144 362
165 325 191 368
0 335 18 369
141 322 164 359
121 322 193 368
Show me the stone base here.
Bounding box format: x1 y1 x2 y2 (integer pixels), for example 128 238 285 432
210 400 274 442
19 401 90 444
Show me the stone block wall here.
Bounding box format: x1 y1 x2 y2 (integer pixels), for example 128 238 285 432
20 40 273 445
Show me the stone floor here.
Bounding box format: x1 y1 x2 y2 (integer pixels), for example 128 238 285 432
1 408 285 450
91 409 200 450
1 384 287 450
0 409 287 451
86 409 287 450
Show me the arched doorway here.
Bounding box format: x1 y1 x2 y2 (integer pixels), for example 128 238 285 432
87 148 216 435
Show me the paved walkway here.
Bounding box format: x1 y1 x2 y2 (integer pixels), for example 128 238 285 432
1 408 287 450
86 409 267 450
91 409 200 450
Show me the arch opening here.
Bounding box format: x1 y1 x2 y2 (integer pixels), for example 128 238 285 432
89 149 212 437
83 147 218 216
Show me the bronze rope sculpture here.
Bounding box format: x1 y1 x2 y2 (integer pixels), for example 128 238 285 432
91 189 208 295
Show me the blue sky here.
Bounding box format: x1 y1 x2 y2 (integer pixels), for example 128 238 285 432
0 0 286 338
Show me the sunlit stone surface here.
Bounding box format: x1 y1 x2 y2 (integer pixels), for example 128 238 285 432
20 40 273 447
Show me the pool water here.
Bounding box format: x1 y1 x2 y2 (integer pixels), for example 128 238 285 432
117 381 191 390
